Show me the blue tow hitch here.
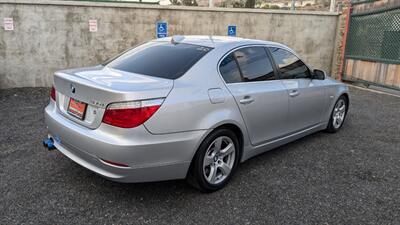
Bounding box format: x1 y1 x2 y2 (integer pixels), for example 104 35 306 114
43 137 56 151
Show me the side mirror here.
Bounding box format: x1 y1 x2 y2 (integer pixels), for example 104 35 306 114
313 69 326 80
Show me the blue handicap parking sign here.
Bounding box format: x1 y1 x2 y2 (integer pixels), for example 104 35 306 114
228 25 236 36
156 21 168 38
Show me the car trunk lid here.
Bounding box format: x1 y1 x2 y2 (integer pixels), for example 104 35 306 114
53 66 173 129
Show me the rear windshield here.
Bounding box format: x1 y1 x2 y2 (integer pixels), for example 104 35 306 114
105 42 212 79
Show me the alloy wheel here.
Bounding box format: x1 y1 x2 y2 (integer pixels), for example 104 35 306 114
332 99 346 129
203 136 236 185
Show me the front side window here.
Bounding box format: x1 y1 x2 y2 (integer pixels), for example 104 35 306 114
234 47 275 82
269 47 311 79
106 42 212 80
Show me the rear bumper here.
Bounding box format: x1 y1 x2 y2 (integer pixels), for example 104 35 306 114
44 101 208 182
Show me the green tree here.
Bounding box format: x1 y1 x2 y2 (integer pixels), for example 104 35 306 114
170 0 181 5
244 0 255 8
261 4 270 9
181 0 198 6
233 0 245 7
171 0 198 6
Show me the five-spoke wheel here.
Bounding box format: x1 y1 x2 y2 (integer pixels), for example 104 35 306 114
203 136 236 185
187 128 239 192
326 95 348 132
332 98 346 129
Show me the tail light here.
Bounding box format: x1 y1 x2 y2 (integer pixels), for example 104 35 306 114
102 98 164 128
50 86 56 101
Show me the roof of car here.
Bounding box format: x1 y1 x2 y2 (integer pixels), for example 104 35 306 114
154 35 287 49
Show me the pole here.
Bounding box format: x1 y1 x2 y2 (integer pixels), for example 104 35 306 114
291 0 295 10
338 6 352 81
209 0 213 7
330 0 336 12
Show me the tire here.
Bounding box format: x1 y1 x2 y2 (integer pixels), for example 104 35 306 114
187 128 240 192
326 95 348 133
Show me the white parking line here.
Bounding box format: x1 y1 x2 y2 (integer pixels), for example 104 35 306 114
346 83 400 98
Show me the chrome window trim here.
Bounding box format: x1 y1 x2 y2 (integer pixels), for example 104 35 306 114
267 46 314 80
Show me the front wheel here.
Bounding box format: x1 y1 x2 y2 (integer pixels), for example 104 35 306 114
187 129 240 192
326 95 348 133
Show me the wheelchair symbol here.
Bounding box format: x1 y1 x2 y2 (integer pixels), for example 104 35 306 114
228 26 236 36
158 24 165 32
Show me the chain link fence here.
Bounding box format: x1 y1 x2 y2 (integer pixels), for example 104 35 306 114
350 0 376 5
345 6 400 64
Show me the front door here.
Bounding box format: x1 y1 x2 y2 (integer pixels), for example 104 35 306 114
219 46 290 146
268 47 327 132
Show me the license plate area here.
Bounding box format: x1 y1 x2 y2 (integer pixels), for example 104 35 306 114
67 98 87 120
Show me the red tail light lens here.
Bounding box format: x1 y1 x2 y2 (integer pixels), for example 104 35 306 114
50 86 56 101
102 98 164 128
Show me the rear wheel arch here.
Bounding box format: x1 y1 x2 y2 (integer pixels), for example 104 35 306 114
213 124 244 159
186 124 243 191
187 123 244 174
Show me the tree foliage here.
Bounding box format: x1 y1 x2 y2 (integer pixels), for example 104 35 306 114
244 0 255 8
171 0 198 6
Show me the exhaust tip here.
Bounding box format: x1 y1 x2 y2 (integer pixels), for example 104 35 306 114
43 138 56 151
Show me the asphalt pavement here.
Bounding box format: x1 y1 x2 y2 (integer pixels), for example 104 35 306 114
1 86 399 225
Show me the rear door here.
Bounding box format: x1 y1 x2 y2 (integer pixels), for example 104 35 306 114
220 46 290 146
268 47 327 132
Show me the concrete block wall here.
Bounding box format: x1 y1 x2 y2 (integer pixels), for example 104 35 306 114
0 0 340 88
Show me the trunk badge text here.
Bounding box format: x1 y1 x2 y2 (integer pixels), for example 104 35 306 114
90 100 105 107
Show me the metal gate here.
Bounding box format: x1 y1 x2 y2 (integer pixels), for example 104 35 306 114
343 3 400 90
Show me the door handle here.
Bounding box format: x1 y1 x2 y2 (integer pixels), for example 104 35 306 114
289 90 299 97
239 96 255 104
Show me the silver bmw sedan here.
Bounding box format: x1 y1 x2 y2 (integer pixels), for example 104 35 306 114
44 35 349 192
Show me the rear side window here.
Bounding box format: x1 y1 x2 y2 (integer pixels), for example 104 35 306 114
269 47 311 79
106 42 212 79
219 47 276 83
219 53 242 83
